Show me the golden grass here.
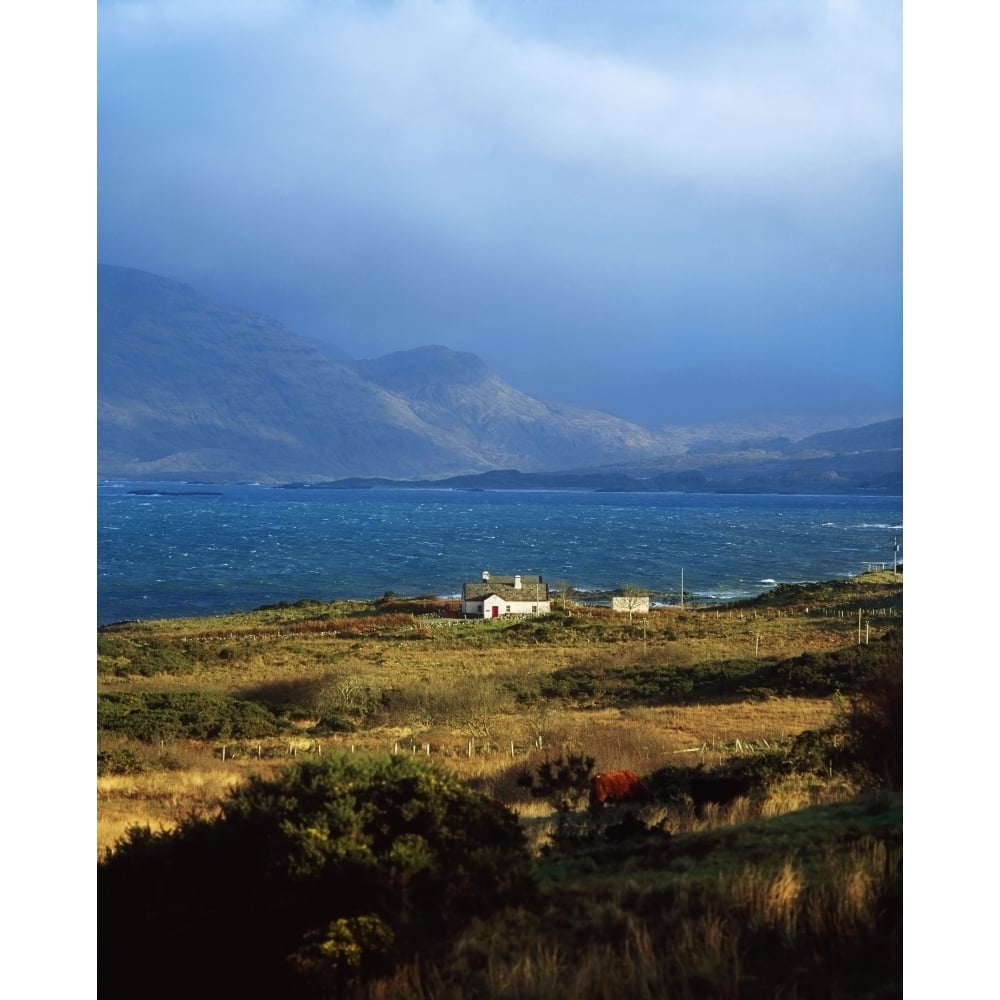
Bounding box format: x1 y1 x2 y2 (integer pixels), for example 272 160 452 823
367 831 900 999
98 581 899 858
97 583 901 999
96 693 842 858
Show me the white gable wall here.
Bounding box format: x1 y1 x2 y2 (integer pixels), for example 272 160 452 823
463 594 551 618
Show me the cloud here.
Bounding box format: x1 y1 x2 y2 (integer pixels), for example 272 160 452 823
98 0 901 388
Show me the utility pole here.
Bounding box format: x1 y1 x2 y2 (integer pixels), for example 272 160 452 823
680 568 684 610
893 536 900 574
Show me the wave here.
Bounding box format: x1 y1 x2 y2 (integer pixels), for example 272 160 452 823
98 491 903 624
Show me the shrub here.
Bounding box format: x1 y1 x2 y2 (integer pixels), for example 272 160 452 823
310 714 358 735
517 753 597 813
97 691 282 742
533 641 901 711
97 746 185 776
99 755 535 998
842 644 903 788
96 747 148 776
96 636 199 677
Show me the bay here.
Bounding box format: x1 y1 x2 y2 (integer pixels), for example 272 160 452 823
98 482 902 625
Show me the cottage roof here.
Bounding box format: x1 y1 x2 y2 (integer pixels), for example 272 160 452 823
462 575 549 603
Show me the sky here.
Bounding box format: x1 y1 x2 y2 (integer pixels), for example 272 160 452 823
97 0 903 407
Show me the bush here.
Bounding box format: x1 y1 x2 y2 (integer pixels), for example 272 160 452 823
531 641 902 710
97 691 282 742
842 644 903 788
99 755 535 998
96 635 199 676
97 746 184 776
97 747 148 776
517 753 597 813
310 714 358 734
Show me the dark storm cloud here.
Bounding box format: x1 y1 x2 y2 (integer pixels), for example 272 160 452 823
98 0 901 396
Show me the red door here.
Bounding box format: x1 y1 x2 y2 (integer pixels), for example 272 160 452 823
491 605 499 618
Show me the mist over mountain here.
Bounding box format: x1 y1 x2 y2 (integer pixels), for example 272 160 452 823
98 265 901 491
497 359 900 428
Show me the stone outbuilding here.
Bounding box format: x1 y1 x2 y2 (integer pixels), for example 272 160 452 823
611 594 650 614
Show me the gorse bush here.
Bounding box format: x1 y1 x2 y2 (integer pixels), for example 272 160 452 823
97 634 199 676
97 691 282 742
518 639 900 709
96 747 148 776
99 754 535 998
517 753 597 813
841 644 903 788
97 746 184 776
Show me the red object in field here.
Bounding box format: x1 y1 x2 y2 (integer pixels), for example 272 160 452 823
589 769 652 812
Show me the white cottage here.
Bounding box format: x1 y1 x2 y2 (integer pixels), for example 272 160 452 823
460 570 551 619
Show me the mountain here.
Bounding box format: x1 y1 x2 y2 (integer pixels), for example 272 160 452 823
349 346 667 472
97 264 901 491
97 265 673 482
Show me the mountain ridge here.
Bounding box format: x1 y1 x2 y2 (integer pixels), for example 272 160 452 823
98 264 901 491
99 266 677 481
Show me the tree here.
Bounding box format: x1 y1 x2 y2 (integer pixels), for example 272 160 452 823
553 578 575 613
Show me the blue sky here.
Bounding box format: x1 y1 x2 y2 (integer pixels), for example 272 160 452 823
97 0 902 406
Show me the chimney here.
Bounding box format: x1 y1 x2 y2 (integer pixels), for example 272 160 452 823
514 575 522 590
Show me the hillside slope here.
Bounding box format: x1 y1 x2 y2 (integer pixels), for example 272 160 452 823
351 346 666 472
98 266 672 482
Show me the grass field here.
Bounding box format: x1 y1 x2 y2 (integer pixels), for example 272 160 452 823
98 571 902 997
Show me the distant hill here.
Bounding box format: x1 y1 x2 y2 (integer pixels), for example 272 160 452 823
98 266 672 482
794 419 902 454
98 264 902 491
349 346 667 473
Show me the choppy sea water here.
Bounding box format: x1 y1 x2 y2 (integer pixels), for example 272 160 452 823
97 483 902 625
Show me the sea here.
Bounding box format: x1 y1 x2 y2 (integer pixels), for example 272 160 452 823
97 482 902 626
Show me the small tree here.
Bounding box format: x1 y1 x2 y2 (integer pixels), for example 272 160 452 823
554 578 575 613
